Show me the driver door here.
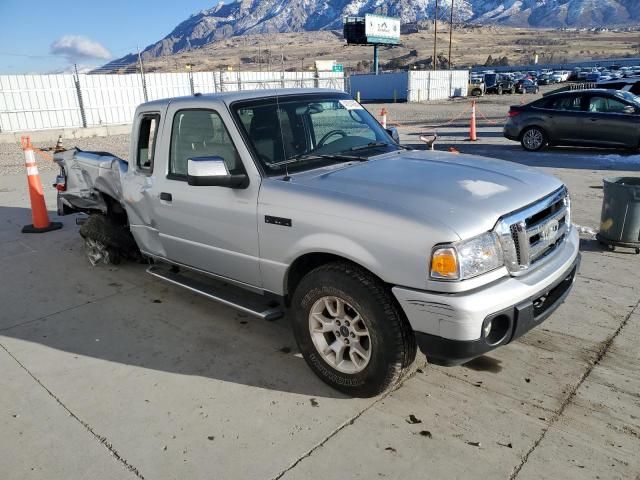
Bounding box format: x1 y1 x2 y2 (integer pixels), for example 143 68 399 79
151 105 263 287
582 94 640 147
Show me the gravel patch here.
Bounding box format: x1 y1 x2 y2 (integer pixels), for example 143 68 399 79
0 135 130 175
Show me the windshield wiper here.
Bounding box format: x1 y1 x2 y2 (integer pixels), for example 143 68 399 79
270 153 368 168
350 141 391 151
350 142 412 152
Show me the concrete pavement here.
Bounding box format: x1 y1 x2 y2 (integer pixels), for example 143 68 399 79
1 132 639 479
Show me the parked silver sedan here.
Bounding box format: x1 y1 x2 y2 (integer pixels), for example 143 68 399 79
504 89 640 151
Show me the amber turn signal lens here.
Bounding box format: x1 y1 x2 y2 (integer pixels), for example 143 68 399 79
430 247 459 280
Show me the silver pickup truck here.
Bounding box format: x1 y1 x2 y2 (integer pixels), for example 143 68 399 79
54 88 580 397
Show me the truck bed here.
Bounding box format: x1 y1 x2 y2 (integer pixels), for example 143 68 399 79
54 148 128 215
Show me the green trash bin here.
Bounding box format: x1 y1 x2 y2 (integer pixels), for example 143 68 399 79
597 176 640 254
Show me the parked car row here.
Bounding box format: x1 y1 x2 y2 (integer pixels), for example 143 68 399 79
504 88 640 151
573 65 640 82
470 69 572 96
472 65 640 98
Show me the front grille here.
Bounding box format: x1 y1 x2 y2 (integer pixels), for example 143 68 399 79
496 187 570 275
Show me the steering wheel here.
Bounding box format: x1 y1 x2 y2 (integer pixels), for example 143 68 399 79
317 130 348 147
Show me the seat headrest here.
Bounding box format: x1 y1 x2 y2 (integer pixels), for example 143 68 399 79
178 111 214 143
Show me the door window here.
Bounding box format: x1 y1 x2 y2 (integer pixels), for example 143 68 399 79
136 114 160 173
588 96 628 113
549 95 582 111
169 110 243 178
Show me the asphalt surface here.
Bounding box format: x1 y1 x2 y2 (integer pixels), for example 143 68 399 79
1 110 639 479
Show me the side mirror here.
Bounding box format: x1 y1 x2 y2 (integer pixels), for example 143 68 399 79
386 127 400 144
187 156 248 188
622 105 636 115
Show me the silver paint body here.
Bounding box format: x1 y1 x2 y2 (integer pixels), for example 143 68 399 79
55 89 579 342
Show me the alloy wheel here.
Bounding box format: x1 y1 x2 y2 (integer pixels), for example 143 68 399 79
308 296 371 374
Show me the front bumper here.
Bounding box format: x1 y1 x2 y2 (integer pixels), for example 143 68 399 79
393 228 580 365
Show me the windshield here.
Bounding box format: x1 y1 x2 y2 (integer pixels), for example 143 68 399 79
615 90 640 106
232 93 399 175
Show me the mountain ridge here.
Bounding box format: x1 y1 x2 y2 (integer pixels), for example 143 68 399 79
105 0 639 68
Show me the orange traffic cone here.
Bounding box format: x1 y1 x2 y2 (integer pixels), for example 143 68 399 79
469 100 477 141
20 136 62 234
54 135 65 153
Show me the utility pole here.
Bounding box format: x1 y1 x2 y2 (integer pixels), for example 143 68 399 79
433 0 438 70
448 0 454 69
137 46 148 102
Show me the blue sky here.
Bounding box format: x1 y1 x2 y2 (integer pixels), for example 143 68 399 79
0 1 231 73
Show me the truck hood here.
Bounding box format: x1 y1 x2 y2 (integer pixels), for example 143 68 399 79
290 150 564 240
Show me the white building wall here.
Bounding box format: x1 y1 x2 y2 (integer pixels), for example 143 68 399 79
407 70 469 102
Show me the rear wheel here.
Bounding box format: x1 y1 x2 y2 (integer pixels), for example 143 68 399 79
521 126 547 151
291 262 416 397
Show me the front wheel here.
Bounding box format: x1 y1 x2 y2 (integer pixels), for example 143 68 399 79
291 262 416 397
521 126 547 151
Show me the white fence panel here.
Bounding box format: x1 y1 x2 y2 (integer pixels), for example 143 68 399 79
317 71 346 91
81 74 145 126
0 74 81 131
192 72 218 94
0 71 348 132
407 70 469 102
146 73 192 100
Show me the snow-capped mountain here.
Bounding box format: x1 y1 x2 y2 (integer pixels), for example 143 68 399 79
105 0 639 66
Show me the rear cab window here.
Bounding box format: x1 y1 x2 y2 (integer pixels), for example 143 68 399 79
136 114 160 173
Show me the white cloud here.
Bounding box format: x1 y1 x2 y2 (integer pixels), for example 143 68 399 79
50 35 112 61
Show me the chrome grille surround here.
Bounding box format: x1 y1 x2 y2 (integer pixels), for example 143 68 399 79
495 187 570 276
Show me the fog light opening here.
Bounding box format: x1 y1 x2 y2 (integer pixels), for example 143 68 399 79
483 314 510 346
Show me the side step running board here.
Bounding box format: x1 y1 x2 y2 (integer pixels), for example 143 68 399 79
147 265 284 321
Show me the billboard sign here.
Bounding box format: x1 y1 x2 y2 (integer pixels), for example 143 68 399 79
365 14 400 45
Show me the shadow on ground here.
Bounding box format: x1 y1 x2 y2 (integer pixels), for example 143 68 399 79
0 206 344 398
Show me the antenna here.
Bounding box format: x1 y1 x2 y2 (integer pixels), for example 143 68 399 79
274 72 289 180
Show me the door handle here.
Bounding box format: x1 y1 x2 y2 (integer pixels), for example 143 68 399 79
590 118 598 122
160 192 172 202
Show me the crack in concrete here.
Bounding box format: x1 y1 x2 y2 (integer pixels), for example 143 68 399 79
510 299 640 480
0 342 145 479
271 358 428 480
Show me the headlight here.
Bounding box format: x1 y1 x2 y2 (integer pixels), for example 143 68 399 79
430 232 504 281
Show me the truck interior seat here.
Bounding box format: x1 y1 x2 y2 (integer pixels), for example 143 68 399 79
249 107 285 165
173 111 242 175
